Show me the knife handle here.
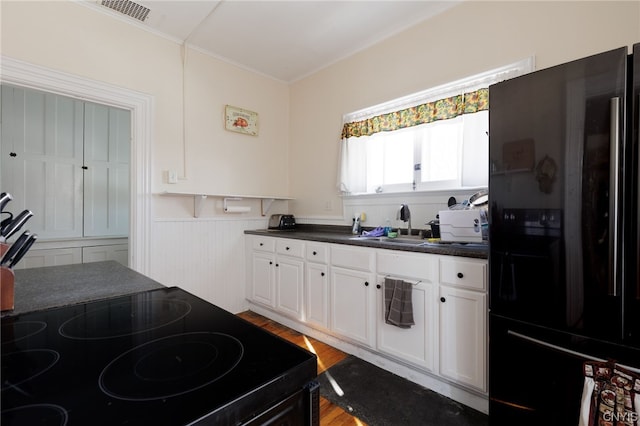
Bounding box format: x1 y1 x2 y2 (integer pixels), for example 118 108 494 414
0 231 31 266
8 234 38 268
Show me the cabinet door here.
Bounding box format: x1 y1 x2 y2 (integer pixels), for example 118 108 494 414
16 248 82 270
251 251 275 307
439 285 486 391
82 244 129 266
330 266 375 347
83 103 130 237
1 85 84 239
306 262 329 329
377 279 436 372
275 256 304 320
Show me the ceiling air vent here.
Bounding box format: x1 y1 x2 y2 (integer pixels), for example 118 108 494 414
100 0 150 22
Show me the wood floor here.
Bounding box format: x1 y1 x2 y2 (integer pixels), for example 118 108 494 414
237 310 368 426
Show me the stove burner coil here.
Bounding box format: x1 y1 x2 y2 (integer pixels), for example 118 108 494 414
1 321 47 345
1 404 68 426
99 332 244 401
1 349 60 391
58 299 191 340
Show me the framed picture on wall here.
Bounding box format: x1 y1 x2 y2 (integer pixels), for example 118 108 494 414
224 105 258 136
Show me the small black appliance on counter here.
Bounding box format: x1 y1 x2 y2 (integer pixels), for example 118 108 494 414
268 214 296 230
1 287 319 425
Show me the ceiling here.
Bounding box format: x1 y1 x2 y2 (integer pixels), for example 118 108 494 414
85 0 460 82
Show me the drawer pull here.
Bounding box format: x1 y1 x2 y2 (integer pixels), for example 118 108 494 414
313 251 317 255
440 297 446 303
259 243 264 246
457 272 464 279
286 246 290 250
321 272 325 277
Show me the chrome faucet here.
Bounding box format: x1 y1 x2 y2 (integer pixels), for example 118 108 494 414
397 204 411 236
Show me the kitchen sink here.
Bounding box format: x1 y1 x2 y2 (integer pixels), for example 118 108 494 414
348 235 426 245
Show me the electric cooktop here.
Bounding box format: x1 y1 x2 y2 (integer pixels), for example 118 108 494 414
1 287 318 425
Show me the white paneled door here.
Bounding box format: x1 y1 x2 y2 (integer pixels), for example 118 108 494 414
83 103 130 237
1 85 84 239
1 85 130 241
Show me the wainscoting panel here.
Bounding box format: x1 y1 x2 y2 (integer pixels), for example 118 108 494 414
150 218 266 313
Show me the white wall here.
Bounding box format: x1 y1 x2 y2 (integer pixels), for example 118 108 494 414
289 1 640 225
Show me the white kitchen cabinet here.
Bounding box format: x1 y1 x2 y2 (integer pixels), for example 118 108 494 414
15 247 83 270
249 236 276 307
330 245 375 347
274 239 305 320
305 242 329 329
82 244 129 266
245 233 489 401
376 250 438 371
438 257 487 391
248 236 305 320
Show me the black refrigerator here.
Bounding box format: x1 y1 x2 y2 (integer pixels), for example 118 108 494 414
488 44 640 425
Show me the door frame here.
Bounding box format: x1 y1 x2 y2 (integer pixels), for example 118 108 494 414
1 55 153 274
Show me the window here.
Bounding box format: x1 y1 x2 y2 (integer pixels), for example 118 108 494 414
338 59 533 195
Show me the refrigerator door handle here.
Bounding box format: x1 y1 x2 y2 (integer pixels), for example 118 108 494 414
507 330 640 373
609 97 621 297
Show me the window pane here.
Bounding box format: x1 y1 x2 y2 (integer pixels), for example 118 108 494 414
419 118 461 183
461 111 489 187
381 131 413 185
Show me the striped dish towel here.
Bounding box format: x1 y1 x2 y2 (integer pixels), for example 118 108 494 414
384 278 415 328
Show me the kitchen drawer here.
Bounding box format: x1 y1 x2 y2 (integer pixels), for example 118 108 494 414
331 245 374 271
306 243 328 263
276 239 305 258
252 237 275 252
377 250 437 282
440 257 486 291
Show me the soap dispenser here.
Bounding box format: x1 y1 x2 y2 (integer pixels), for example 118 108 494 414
352 215 361 235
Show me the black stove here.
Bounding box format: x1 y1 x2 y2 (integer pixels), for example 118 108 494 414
1 287 319 425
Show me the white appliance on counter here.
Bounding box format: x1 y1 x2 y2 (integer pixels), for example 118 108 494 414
438 210 483 243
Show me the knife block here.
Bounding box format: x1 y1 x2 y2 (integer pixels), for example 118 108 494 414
1 266 15 312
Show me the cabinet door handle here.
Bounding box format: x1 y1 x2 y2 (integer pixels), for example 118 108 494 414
321 272 325 277
269 261 273 265
9 152 17 157
275 263 279 267
259 243 264 246
313 251 317 255
440 297 446 303
457 272 464 279
364 281 369 287
376 284 381 289
286 246 290 250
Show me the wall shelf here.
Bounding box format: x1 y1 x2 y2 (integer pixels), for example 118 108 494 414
157 191 293 218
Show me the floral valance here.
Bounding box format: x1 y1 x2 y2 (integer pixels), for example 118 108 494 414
341 88 489 139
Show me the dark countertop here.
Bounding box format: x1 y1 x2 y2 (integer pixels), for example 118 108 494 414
2 261 165 317
245 224 488 259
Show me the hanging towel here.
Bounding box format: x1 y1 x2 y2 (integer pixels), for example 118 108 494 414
384 278 415 328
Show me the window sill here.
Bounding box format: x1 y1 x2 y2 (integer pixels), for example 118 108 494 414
340 187 487 200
